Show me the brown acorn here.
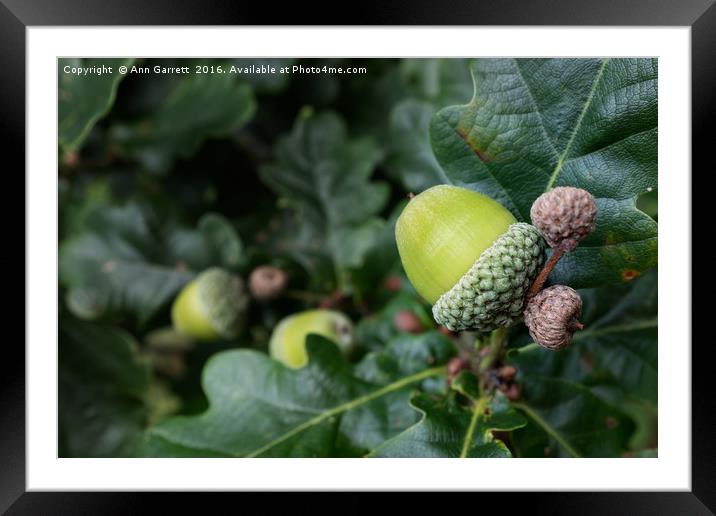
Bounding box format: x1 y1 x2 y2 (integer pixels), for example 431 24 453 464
393 310 425 334
524 285 583 351
530 187 597 252
447 356 470 383
249 265 288 301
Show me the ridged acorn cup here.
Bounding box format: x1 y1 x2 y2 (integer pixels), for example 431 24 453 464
530 187 597 251
523 285 583 350
269 309 354 368
171 268 249 341
395 185 547 333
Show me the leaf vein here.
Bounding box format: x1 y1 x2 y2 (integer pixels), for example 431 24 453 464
513 59 560 161
460 396 489 458
545 58 610 191
242 366 445 458
453 127 524 219
512 402 581 458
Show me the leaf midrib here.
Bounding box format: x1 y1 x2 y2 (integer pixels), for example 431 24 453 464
243 365 445 458
573 318 657 342
459 396 489 458
545 58 610 191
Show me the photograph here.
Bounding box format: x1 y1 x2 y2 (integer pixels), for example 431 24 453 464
57 57 658 459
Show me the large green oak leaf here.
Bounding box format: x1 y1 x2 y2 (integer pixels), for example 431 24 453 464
430 58 657 288
144 332 455 457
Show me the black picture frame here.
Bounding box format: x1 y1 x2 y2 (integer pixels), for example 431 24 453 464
3 0 711 512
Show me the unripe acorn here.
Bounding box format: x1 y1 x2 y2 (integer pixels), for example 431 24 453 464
269 309 353 368
523 285 583 351
171 268 249 341
395 185 547 333
530 186 597 251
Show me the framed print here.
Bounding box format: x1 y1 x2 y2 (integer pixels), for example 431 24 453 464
3 0 712 511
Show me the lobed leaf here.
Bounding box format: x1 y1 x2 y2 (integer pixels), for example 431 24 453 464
144 332 455 457
260 110 389 290
371 379 526 458
430 58 657 288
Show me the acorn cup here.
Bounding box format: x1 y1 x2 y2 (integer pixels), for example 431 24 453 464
395 185 547 333
171 267 249 341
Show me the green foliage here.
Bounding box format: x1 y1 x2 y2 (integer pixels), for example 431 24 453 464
59 317 152 457
371 376 526 458
385 59 474 193
59 58 134 151
145 333 454 457
430 58 657 288
260 110 389 291
110 71 256 174
508 269 656 456
58 58 658 459
59 197 243 325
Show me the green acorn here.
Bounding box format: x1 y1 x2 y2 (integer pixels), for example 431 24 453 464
269 309 353 368
395 185 547 333
171 268 249 341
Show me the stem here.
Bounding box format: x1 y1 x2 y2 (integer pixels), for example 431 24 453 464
479 328 508 372
527 247 565 299
319 289 345 309
569 319 584 331
507 342 540 357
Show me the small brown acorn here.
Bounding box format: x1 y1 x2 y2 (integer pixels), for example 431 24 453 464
393 310 425 334
497 365 517 382
530 186 597 252
447 356 470 383
524 285 583 351
249 265 288 301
